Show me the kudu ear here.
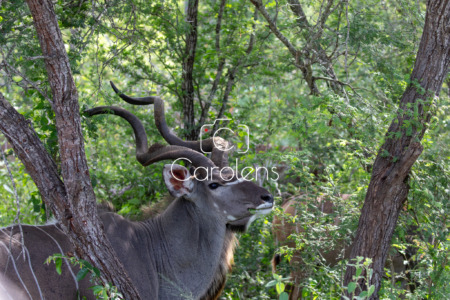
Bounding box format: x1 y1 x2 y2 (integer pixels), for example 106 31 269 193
163 164 194 198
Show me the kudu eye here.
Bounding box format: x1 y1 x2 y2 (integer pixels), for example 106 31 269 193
208 183 221 190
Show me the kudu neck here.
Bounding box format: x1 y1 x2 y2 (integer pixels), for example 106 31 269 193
143 195 227 299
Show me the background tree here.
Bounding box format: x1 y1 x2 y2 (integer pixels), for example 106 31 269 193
342 0 450 298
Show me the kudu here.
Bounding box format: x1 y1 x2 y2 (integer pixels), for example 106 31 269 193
272 194 408 300
0 82 274 300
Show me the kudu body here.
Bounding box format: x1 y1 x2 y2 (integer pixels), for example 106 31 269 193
272 194 408 300
0 82 274 300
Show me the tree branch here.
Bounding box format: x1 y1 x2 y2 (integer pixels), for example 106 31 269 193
250 0 298 58
23 0 142 298
314 76 361 97
250 0 322 95
0 92 65 223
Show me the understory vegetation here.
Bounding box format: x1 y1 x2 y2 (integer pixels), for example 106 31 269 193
1 0 450 299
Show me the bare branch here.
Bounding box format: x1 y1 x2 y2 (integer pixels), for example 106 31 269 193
216 0 227 53
314 76 361 97
23 56 48 60
213 67 239 133
246 8 258 54
0 60 53 104
287 0 309 29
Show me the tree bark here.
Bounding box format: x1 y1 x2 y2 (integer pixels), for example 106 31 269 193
342 1 450 299
0 0 142 298
182 0 199 140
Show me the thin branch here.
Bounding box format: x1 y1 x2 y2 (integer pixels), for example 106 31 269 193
0 61 53 105
78 4 108 55
250 0 298 58
314 76 361 97
198 0 228 125
246 8 258 54
315 0 334 32
287 0 309 29
215 0 226 53
213 67 238 133
328 0 346 20
312 0 343 42
348 43 361 68
23 56 48 61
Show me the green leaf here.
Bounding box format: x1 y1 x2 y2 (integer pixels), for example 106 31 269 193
128 198 140 205
347 282 357 293
406 125 412 136
368 285 375 297
265 280 277 288
93 267 101 278
355 267 362 277
55 257 62 275
89 285 103 295
79 260 93 270
279 292 289 300
76 268 89 281
276 282 285 294
302 288 309 298
3 184 13 194
359 291 368 298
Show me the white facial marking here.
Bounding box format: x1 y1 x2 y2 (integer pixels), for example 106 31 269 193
256 202 273 210
223 210 227 214
227 215 237 221
214 203 219 208
245 215 257 231
254 208 273 215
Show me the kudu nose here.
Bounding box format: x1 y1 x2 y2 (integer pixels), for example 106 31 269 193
261 194 274 203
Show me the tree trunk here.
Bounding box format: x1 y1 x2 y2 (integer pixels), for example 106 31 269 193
342 1 450 299
0 0 142 298
182 0 199 140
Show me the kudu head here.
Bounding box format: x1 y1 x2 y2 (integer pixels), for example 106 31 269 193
86 82 274 231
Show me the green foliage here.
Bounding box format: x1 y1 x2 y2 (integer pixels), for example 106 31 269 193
266 273 290 300
46 254 123 300
343 257 376 300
